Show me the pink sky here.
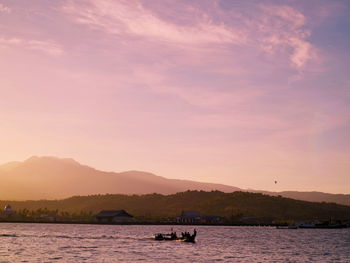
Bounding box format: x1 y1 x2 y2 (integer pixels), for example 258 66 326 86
1 0 349 193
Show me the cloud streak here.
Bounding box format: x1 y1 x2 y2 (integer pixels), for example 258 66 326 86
63 0 246 45
257 5 316 68
0 4 10 13
63 0 316 69
0 38 64 56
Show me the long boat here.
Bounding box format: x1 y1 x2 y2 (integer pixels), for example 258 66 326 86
298 223 347 229
297 221 348 229
154 229 197 243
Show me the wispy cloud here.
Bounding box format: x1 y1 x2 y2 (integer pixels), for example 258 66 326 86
257 5 317 69
63 0 246 45
0 38 64 56
0 4 10 13
0 38 21 45
26 40 64 56
59 0 322 121
63 0 317 69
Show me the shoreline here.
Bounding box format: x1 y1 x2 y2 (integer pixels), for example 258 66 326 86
0 220 277 227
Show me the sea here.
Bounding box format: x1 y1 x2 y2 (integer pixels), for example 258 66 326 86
0 223 349 262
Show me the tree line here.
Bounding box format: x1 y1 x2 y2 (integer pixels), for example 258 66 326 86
1 191 350 223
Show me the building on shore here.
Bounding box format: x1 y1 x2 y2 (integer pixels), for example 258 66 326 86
0 205 21 220
95 209 134 223
176 210 221 224
176 211 200 223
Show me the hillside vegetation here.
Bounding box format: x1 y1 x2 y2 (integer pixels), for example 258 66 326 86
2 191 350 222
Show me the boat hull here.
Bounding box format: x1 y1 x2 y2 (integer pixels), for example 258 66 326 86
154 234 196 243
299 225 347 229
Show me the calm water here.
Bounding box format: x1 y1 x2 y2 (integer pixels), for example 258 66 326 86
0 223 349 262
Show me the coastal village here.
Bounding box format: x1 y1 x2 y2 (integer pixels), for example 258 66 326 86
1 204 349 228
0 204 224 224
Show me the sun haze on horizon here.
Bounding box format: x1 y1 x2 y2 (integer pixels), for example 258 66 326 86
0 0 349 194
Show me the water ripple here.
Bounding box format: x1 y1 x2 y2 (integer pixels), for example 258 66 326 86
0 223 349 262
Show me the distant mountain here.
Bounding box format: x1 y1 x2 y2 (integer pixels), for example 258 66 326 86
0 156 240 200
258 191 350 207
0 156 349 206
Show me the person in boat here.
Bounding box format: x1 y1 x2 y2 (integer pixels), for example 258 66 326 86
171 231 177 239
181 229 197 242
181 231 188 239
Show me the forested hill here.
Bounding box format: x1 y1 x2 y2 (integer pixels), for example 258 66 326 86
2 191 350 221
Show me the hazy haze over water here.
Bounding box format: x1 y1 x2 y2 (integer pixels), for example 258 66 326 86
0 223 349 262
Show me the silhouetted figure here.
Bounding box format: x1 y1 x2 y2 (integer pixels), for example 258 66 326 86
171 232 177 239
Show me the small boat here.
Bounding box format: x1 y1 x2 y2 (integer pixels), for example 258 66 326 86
154 229 197 243
302 224 347 229
180 234 196 243
154 233 178 241
296 221 348 229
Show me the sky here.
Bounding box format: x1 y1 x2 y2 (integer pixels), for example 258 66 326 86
0 0 349 194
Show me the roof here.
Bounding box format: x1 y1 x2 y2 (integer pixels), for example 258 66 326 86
180 210 200 218
4 205 12 211
95 209 133 218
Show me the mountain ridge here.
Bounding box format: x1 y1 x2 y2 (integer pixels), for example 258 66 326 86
0 156 349 206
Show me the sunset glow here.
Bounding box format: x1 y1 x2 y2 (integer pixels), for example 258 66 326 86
1 0 349 193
